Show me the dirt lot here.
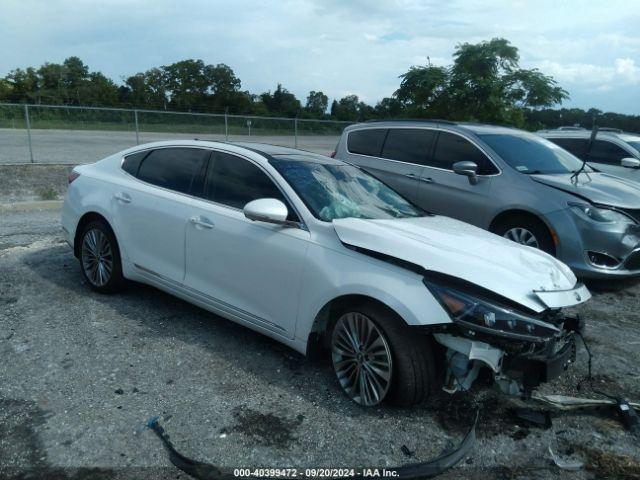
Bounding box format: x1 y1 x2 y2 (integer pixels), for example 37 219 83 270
1 205 640 480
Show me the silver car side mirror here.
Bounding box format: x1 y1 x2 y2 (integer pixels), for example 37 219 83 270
244 198 291 225
621 157 640 168
452 161 479 185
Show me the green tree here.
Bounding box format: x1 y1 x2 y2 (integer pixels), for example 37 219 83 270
375 97 403 118
304 90 328 117
260 84 301 116
5 67 39 103
0 78 12 100
395 38 569 125
163 59 209 110
331 94 360 120
395 65 449 116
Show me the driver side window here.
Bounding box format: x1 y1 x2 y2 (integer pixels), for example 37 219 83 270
431 131 498 175
589 140 630 165
204 152 298 221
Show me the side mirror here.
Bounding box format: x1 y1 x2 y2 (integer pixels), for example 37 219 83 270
452 161 479 185
621 157 640 168
243 198 290 225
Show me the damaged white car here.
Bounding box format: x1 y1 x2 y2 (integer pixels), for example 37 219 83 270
62 141 591 406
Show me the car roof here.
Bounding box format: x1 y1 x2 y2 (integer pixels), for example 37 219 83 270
123 140 343 165
538 129 637 140
232 142 344 165
344 119 523 135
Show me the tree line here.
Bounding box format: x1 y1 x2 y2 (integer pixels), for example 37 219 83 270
1 38 638 132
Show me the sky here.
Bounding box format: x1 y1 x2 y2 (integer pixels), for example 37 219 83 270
1 0 639 114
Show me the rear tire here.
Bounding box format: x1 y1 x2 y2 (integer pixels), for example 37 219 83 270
79 220 124 293
330 302 436 407
493 215 555 256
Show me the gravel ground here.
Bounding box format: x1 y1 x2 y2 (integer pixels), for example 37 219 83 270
1 206 640 480
0 128 339 164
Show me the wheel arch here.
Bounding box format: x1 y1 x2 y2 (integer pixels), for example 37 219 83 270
73 212 117 258
490 208 557 241
305 294 407 358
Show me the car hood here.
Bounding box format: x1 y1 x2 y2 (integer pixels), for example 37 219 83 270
334 216 586 313
530 172 640 208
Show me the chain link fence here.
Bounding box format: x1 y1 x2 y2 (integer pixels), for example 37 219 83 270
0 103 353 164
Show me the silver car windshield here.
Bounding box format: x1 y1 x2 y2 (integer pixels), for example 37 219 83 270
479 133 594 175
270 158 425 222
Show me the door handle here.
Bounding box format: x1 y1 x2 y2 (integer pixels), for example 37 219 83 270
114 192 131 203
189 216 214 229
404 173 417 178
422 177 435 184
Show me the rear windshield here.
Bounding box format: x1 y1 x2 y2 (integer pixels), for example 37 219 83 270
479 133 593 175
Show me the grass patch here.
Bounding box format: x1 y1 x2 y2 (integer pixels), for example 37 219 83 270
36 186 58 201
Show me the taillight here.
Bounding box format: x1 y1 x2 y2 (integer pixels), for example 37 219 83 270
329 151 336 158
68 171 80 184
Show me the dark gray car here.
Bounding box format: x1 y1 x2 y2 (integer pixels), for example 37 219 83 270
334 120 640 278
539 128 640 182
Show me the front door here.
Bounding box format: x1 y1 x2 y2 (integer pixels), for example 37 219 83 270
185 151 309 337
418 131 496 227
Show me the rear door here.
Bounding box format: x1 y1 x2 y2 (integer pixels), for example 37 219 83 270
113 147 209 283
417 130 496 226
344 128 430 205
184 151 309 337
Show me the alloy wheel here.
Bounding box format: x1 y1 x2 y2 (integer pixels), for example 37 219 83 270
503 227 540 249
81 228 114 287
331 312 393 406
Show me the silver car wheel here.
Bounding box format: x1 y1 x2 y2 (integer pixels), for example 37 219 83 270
504 227 540 249
331 312 393 406
81 228 113 287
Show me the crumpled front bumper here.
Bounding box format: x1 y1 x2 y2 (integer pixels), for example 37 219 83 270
501 332 577 391
546 208 640 278
435 315 583 395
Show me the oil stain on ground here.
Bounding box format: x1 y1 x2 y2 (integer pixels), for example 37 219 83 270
221 406 304 448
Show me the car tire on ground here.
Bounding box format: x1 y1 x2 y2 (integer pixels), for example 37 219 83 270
493 215 555 256
79 220 124 293
330 302 436 407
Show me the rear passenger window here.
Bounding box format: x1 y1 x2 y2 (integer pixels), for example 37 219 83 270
432 131 497 175
122 151 148 176
548 138 589 160
137 148 209 194
381 129 436 165
589 140 630 165
205 152 297 220
347 129 387 157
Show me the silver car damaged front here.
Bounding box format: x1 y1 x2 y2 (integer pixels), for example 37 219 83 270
333 214 591 396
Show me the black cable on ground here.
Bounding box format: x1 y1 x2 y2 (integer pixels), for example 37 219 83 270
575 331 617 400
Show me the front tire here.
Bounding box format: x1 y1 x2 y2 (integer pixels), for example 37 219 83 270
79 220 124 293
493 215 555 256
330 303 436 407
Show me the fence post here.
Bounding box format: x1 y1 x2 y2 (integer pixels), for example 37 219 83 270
225 107 229 141
134 109 140 145
294 115 298 148
24 104 34 163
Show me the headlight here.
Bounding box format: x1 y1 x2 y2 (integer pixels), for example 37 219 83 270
425 280 560 342
569 202 636 224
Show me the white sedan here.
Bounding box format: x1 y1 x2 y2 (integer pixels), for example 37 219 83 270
62 141 591 406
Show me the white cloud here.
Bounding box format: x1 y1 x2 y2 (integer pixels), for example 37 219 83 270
614 58 640 83
0 0 639 113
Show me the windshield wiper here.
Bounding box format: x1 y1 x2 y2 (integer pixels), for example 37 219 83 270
572 126 599 182
523 170 544 175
